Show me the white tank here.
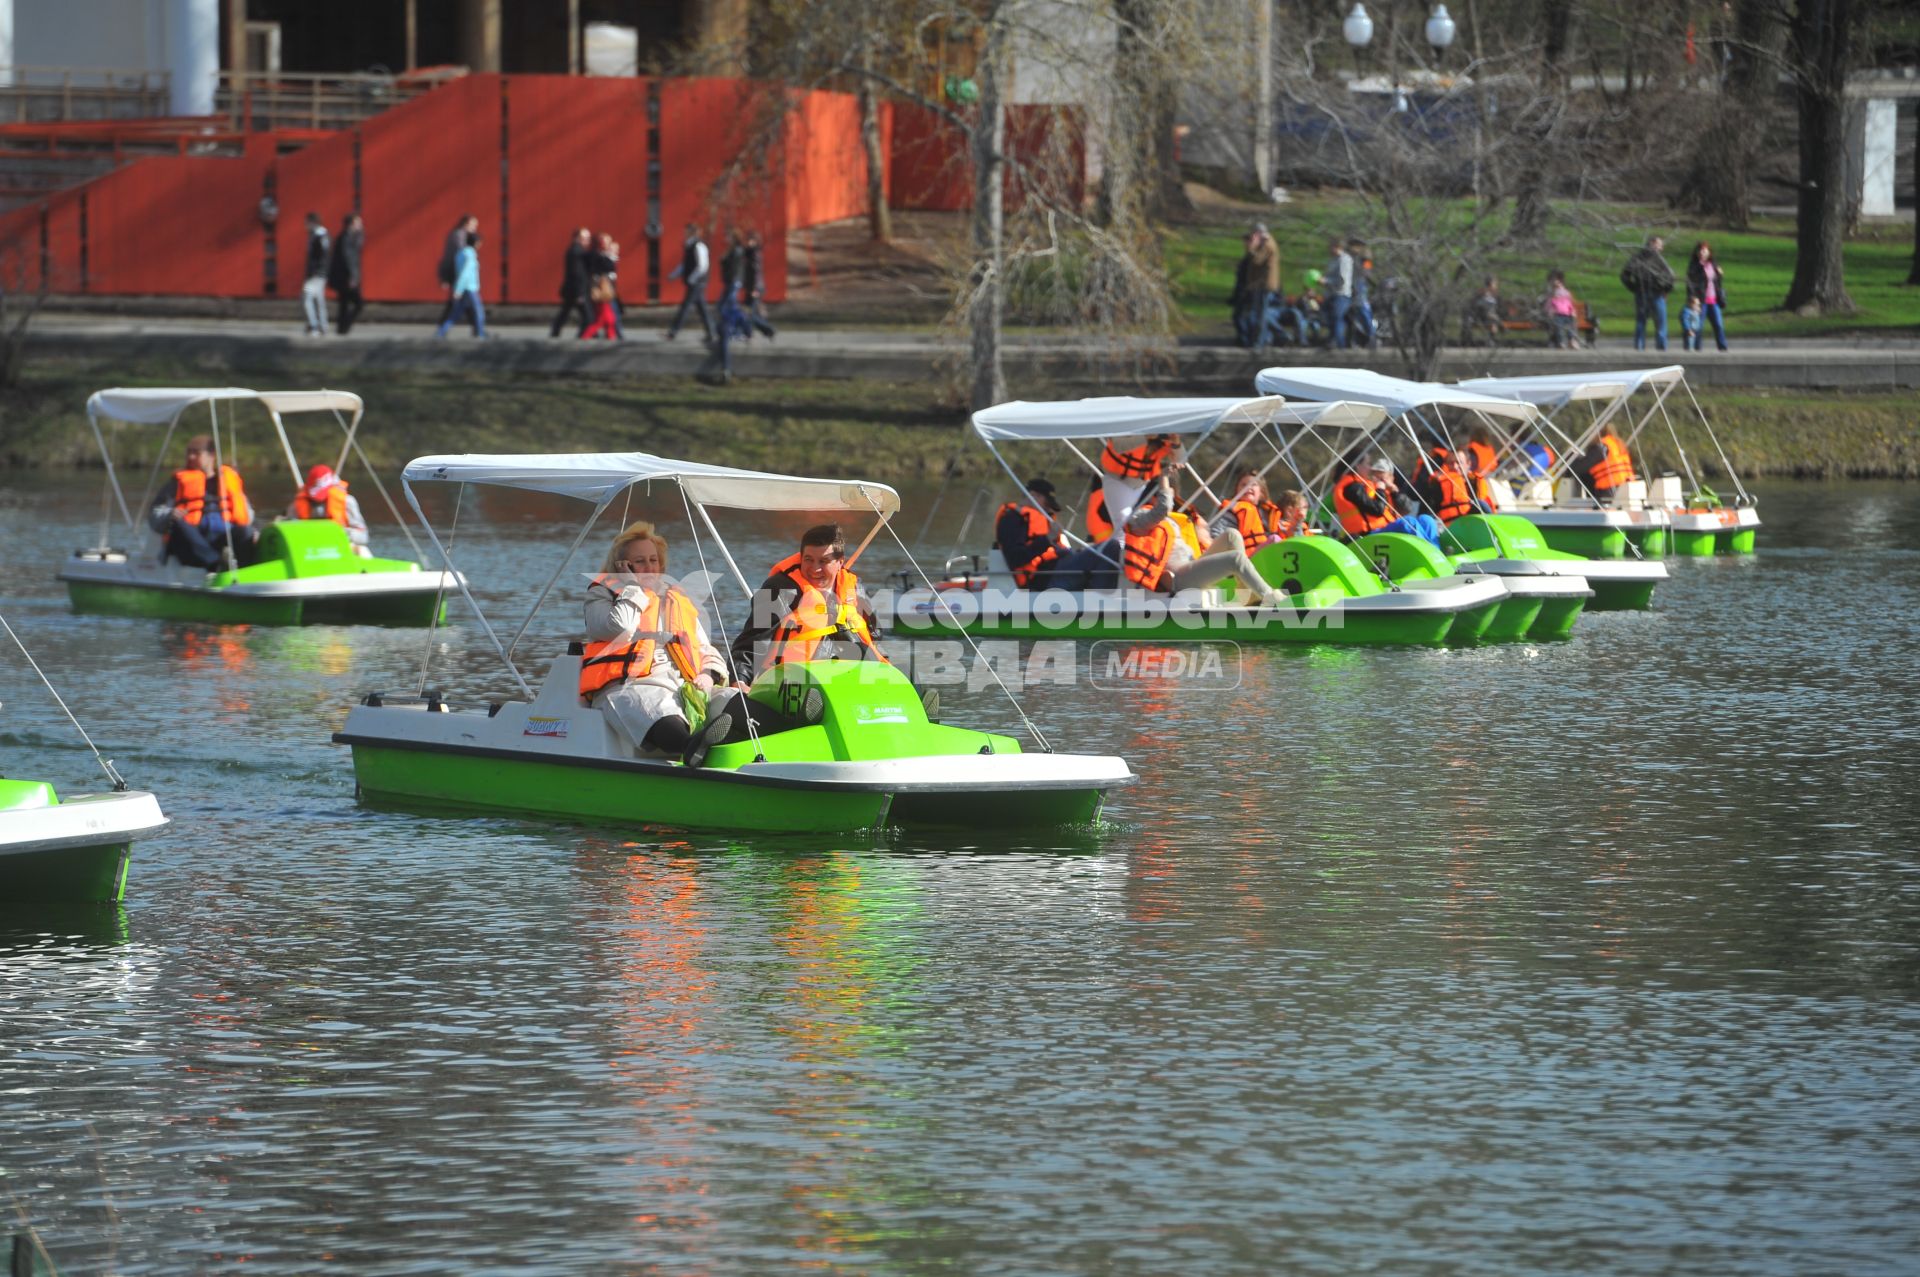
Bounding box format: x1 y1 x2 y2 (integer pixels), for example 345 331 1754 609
164 0 217 117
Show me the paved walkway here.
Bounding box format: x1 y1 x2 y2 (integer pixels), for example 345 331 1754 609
27 312 1920 390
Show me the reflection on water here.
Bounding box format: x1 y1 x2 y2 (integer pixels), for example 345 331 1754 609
3 474 1920 1274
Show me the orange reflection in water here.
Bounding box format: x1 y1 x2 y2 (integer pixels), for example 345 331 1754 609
163 627 254 718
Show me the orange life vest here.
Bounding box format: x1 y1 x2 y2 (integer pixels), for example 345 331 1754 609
1100 435 1175 481
1121 520 1174 591
1087 492 1114 543
1416 451 1475 523
1463 440 1495 504
1228 497 1284 552
1587 431 1634 491
1334 476 1394 535
173 465 251 527
579 578 704 701
765 552 884 666
995 502 1065 587
292 481 350 525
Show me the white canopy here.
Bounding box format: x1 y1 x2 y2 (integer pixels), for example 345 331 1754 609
87 387 363 424
972 396 1291 443
1252 368 1541 422
402 452 903 515
1270 401 1390 432
1454 366 1684 408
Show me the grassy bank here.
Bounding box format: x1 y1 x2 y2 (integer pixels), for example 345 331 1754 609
3 355 1913 481
1168 193 1920 340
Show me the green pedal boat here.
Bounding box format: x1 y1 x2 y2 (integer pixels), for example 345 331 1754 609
894 396 1509 648
59 388 457 626
1456 367 1761 557
1253 367 1664 613
335 451 1133 833
2 612 168 902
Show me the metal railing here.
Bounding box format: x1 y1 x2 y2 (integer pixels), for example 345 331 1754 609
216 67 466 132
0 66 171 123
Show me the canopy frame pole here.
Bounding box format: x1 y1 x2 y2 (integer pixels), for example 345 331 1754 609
416 481 462 697
132 408 186 544
85 403 135 542
506 495 617 668
862 487 1054 755
840 492 889 573
675 484 764 758
986 438 1115 563
331 398 365 475
344 431 426 562
206 400 239 573
1681 377 1749 502
689 499 756 603
262 405 302 481
405 477 533 699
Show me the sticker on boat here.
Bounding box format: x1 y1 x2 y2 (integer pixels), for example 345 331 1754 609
857 705 911 725
523 717 569 737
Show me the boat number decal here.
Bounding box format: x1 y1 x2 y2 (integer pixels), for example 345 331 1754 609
1282 550 1300 574
778 684 806 717
524 716 569 738
1371 547 1391 573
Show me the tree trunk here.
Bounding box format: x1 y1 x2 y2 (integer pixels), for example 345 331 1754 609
969 17 1008 413
1675 0 1777 228
1909 110 1919 285
1511 0 1571 240
858 80 891 244
1110 0 1190 222
1782 0 1855 314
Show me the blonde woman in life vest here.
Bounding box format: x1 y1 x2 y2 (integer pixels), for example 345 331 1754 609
582 521 787 769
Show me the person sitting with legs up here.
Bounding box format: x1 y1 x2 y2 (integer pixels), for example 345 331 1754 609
1122 476 1286 608
153 434 256 570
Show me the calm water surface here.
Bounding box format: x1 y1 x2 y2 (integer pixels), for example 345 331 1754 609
3 473 1919 1275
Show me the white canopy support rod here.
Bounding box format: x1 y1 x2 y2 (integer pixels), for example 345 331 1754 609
261 406 303 481
1681 378 1749 501
344 430 426 562
330 397 365 475
1194 428 1265 511
505 495 617 668
206 400 239 573
841 485 892 573
404 477 534 699
130 409 187 539
84 404 136 538
689 498 756 602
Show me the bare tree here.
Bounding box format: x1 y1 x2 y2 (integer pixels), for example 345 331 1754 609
1781 0 1857 314
0 241 49 390
1674 0 1785 228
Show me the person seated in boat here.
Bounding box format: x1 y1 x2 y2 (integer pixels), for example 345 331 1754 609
286 463 372 557
730 522 888 677
1409 444 1476 525
995 477 1072 589
1211 469 1293 553
151 434 257 570
1463 426 1500 507
1084 474 1116 544
1099 431 1184 532
584 521 788 769
1273 488 1312 539
1335 456 1446 547
1518 431 1557 479
1122 476 1285 608
1576 427 1636 502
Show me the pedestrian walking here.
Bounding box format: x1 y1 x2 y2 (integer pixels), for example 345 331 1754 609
328 212 364 335
437 214 476 328
719 229 747 303
550 227 593 338
665 222 714 342
1322 238 1354 349
434 230 486 338
1686 240 1730 351
1620 234 1675 352
301 212 330 336
1230 225 1279 349
744 231 775 329
581 233 624 340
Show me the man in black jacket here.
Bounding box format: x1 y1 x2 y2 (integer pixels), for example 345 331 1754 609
327 213 365 335
549 227 594 338
1620 234 1675 353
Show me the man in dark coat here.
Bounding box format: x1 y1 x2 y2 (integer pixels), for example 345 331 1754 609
549 227 594 338
1620 234 1675 352
327 213 365 335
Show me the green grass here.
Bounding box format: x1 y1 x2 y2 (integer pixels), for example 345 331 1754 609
1167 192 1920 339
6 353 1914 480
